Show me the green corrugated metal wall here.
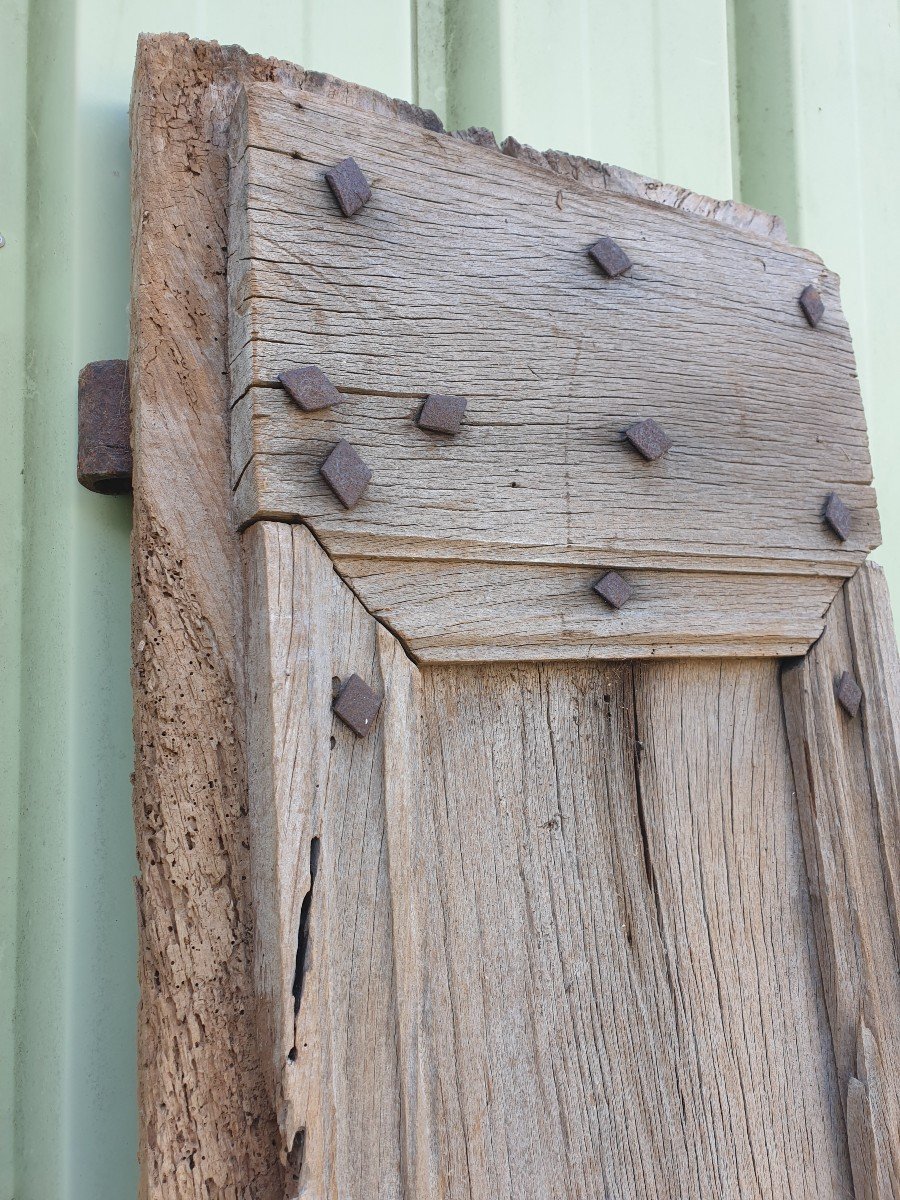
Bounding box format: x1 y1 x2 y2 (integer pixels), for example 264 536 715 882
3 1 899 1195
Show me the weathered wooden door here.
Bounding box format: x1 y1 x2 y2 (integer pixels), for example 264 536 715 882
131 35 900 1199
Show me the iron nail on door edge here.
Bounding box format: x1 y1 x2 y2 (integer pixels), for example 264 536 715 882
625 418 672 461
588 236 632 278
333 674 382 737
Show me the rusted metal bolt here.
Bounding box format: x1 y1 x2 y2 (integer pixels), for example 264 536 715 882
823 492 851 541
324 157 371 217
320 439 373 509
279 365 343 411
593 571 633 609
625 418 671 461
416 394 467 434
333 673 382 737
588 237 632 278
77 359 132 494
835 670 862 718
799 284 825 328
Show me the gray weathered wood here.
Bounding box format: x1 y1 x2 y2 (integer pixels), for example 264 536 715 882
325 553 841 661
226 82 878 662
231 383 875 574
133 34 899 1200
245 519 853 1198
130 33 455 1198
244 521 400 1194
782 562 900 1200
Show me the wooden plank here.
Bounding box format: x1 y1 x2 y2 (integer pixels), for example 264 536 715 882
246 520 852 1197
334 554 841 661
231 383 875 573
226 81 879 661
843 563 900 950
781 561 900 1199
227 83 878 588
244 521 400 1194
129 33 450 1198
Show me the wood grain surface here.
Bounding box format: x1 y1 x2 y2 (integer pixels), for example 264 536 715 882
130 33 451 1199
244 520 854 1199
227 81 879 660
782 562 900 1199
311 553 842 662
132 34 898 1200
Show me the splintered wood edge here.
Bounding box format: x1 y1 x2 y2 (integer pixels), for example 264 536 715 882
227 81 789 249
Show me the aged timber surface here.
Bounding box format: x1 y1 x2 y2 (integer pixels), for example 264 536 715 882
130 32 454 1200
227 82 878 661
782 562 900 1199
245 520 853 1199
132 32 895 1200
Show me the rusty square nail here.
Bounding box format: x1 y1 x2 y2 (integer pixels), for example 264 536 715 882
324 157 371 217
588 237 632 278
824 492 851 541
279 365 342 411
320 439 372 509
625 418 671 461
835 670 862 718
333 673 382 737
799 284 825 328
417 394 467 435
593 571 633 610
77 359 132 494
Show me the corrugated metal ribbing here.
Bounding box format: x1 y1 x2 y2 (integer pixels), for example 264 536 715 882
735 0 900 611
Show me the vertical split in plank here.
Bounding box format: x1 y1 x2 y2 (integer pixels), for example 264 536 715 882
132 35 448 1196
247 525 854 1199
244 522 401 1197
782 561 900 1199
